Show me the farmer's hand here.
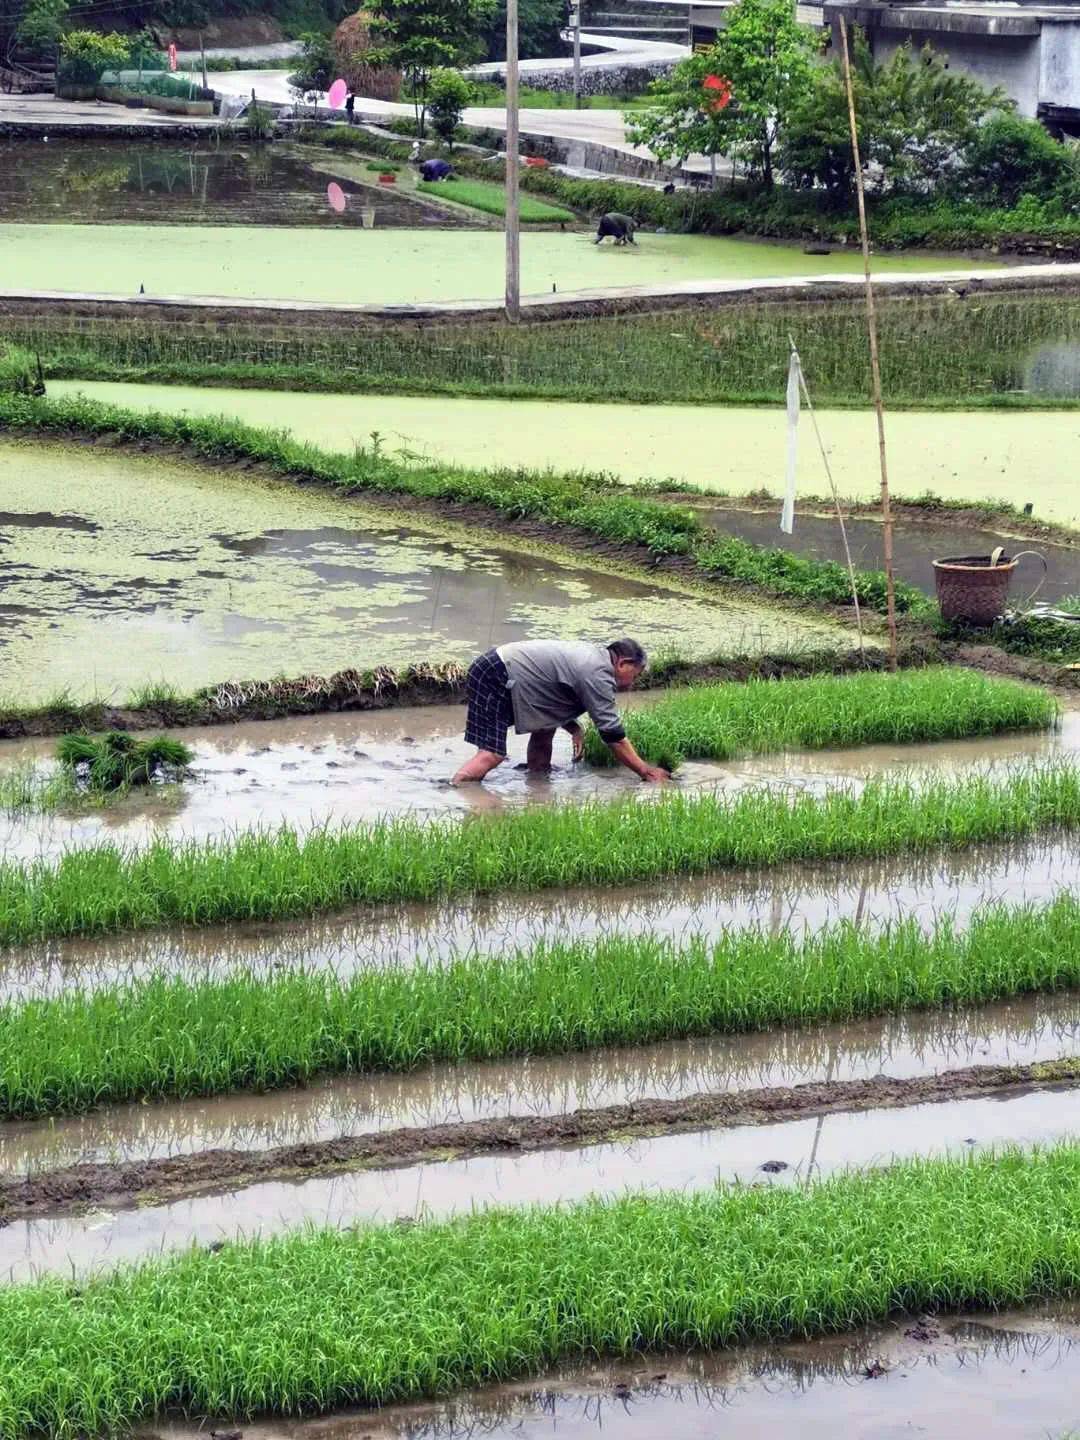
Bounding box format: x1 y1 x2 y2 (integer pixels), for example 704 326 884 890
639 764 670 784
564 723 585 762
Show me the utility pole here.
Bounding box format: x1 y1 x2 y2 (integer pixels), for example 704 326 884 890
199 31 207 91
571 3 581 109
505 0 521 321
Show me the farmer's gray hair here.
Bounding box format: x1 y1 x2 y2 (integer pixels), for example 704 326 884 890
608 637 647 667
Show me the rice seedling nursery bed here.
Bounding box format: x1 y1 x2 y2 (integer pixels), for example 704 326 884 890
2 761 1079 947
5 892 1080 1118
582 669 1057 770
3 1144 1080 1437
8 292 1078 407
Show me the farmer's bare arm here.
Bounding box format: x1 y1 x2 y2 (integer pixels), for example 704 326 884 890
563 721 585 760
607 737 669 783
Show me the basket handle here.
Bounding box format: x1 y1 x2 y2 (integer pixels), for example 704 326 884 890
1010 550 1048 611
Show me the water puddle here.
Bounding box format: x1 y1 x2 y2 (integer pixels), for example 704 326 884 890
0 698 1069 861
1 1086 1074 1282
6 988 1077 1174
0 141 472 228
5 828 1078 1001
0 438 832 702
699 505 1080 604
150 1304 1080 1439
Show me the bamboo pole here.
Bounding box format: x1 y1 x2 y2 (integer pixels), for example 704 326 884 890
838 17 897 672
505 0 521 322
789 336 865 659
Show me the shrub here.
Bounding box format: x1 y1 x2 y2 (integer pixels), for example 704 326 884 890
426 66 472 146
57 29 130 85
959 113 1077 208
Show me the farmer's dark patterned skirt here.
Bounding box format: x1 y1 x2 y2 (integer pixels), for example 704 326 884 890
464 648 514 756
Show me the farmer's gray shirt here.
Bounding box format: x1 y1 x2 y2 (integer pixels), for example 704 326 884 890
496 640 626 743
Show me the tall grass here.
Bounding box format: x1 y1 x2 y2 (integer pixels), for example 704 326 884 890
3 1145 1080 1435
584 669 1057 770
6 893 1080 1116
0 761 1078 946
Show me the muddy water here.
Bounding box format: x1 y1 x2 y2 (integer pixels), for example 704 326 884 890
0 438 829 702
7 989 1078 1174
0 699 1068 859
702 506 1080 604
4 829 1078 1002
0 1086 1074 1281
0 142 474 229
51 381 1080 524
0 224 985 305
167 1304 1080 1439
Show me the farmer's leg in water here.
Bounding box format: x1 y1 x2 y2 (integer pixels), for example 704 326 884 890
453 648 514 783
526 728 556 772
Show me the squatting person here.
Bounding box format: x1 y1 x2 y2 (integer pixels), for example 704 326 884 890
452 637 669 785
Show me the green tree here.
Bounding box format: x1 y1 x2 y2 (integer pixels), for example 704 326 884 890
57 29 130 85
479 0 568 62
781 33 1010 199
368 0 495 137
15 0 68 59
628 0 813 187
288 30 336 106
427 66 471 146
959 112 1074 207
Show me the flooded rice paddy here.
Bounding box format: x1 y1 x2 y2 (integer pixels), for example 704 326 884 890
0 142 473 229
0 699 1070 859
180 1305 1080 1439
5 989 1076 1175
0 438 842 702
0 224 992 305
0 1085 1073 1281
4 828 1078 1001
51 381 1080 525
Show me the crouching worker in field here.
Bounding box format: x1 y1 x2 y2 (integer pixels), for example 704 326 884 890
452 637 669 784
594 212 637 245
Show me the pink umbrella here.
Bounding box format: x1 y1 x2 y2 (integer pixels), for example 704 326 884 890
327 182 347 213
327 77 348 110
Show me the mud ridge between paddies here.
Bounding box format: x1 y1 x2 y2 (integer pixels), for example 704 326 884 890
7 1057 1078 1223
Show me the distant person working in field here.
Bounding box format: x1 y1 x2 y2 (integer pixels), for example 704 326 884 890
420 157 453 182
452 638 669 785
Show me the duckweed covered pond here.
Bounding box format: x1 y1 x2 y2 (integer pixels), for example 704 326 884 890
0 438 850 702
0 224 993 305
50 381 1080 525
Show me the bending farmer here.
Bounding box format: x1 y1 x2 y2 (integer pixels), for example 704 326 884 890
452 638 669 784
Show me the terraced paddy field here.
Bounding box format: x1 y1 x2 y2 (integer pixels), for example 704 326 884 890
49 380 1080 525
0 437 846 702
0 223 995 305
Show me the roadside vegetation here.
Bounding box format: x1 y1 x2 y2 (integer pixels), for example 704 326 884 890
3 1144 1080 1435
582 670 1056 770
6 891 1080 1116
0 761 1078 945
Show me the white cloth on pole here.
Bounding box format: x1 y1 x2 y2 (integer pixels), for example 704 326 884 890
780 348 801 535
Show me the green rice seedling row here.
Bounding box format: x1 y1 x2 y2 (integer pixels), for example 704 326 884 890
1 762 1079 946
6 892 1080 1117
417 177 575 222
3 1145 1080 1437
582 669 1057 770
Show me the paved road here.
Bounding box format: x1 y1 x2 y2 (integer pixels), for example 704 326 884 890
175 41 301 62
0 92 217 128
467 31 688 76
211 65 710 173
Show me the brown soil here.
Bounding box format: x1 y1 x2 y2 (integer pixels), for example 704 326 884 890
4 1057 1076 1223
